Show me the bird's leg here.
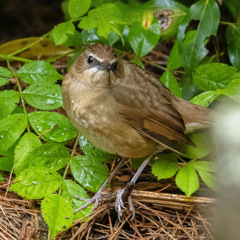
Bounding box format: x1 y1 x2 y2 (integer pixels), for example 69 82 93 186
74 157 127 214
115 154 154 220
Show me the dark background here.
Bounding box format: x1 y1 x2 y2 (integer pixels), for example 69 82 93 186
0 0 65 44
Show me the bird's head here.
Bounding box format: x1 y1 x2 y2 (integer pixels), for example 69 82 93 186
70 44 119 87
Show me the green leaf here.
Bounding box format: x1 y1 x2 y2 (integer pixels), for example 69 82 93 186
198 170 216 189
131 59 145 68
224 0 240 21
184 133 211 159
79 3 125 39
14 132 42 175
189 161 215 173
175 164 199 197
0 143 17 171
81 29 120 46
29 111 77 143
0 114 28 152
180 72 201 100
177 0 220 71
193 63 238 91
0 90 20 119
68 0 90 19
50 22 75 45
0 173 4 182
190 91 220 107
10 167 62 199
17 61 62 85
128 18 161 57
0 67 12 86
152 153 179 180
70 155 109 192
160 71 182 98
226 24 240 70
167 41 182 70
62 180 92 220
23 83 63 110
79 135 114 162
26 143 70 171
0 155 13 172
131 157 145 169
41 194 74 240
221 79 240 104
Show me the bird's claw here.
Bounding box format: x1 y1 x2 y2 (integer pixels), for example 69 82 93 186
74 191 102 214
115 188 135 221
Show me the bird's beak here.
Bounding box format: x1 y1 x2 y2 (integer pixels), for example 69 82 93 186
97 63 112 71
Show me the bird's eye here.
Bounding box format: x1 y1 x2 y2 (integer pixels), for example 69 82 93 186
87 55 94 64
112 61 117 71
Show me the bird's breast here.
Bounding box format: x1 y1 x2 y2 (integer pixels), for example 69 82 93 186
63 87 157 158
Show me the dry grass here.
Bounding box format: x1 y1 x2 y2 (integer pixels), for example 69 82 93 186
0 168 215 240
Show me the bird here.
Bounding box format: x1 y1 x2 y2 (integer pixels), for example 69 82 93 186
62 44 212 218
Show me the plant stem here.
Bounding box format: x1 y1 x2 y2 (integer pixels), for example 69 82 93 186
59 134 80 195
8 33 50 57
6 59 30 132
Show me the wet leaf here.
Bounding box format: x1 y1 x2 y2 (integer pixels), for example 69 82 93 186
10 167 62 199
29 111 77 143
14 132 42 175
0 114 28 152
41 194 74 240
79 135 114 162
26 143 70 171
17 60 62 85
0 90 20 119
70 155 109 192
62 180 92 220
23 83 63 110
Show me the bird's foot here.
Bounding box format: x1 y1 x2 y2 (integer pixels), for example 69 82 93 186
115 182 135 221
74 191 102 214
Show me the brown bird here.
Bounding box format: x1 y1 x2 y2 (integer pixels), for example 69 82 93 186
62 44 212 218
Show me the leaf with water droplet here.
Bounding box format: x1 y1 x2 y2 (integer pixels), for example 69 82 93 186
10 167 62 199
79 135 114 162
62 180 92 220
0 114 28 152
70 155 109 192
0 90 20 120
26 143 70 171
41 194 74 240
14 132 42 175
23 83 62 110
29 111 77 143
17 60 62 85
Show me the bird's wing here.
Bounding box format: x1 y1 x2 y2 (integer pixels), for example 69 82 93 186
109 83 191 154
